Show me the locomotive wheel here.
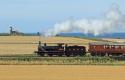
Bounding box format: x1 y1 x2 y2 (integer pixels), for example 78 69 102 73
37 52 44 57
91 53 96 56
79 53 85 56
72 54 77 57
40 54 44 57
49 54 53 57
66 54 70 57
58 54 63 57
100 53 106 56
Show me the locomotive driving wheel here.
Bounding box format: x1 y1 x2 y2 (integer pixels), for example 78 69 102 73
91 53 96 56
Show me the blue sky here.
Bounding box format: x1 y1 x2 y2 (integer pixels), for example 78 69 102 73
0 0 125 33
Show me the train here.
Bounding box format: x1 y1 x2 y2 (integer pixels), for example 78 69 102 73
35 41 125 57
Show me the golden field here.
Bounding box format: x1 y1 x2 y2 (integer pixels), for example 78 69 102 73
0 36 96 54
0 36 96 43
0 65 125 80
102 38 125 43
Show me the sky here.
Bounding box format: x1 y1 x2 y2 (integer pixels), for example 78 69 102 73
0 0 125 33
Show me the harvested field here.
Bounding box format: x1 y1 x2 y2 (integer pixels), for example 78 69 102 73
0 65 125 80
0 36 96 43
102 38 125 43
0 44 37 54
0 36 96 54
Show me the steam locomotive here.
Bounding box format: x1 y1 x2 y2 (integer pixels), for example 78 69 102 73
35 41 86 57
35 41 125 57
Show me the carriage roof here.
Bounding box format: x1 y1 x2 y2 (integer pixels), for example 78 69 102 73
89 42 125 46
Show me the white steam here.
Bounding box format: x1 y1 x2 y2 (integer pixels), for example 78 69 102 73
44 4 125 37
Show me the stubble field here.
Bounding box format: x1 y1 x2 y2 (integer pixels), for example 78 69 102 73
102 38 125 43
0 36 96 54
0 65 125 80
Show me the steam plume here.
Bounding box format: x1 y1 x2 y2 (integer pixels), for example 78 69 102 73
44 4 125 37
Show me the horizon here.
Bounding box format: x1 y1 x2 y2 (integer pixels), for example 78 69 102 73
0 0 125 33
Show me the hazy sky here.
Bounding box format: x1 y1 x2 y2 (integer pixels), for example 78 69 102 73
0 0 125 33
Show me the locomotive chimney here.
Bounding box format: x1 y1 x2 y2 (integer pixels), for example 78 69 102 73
38 41 42 51
44 43 46 46
38 41 41 46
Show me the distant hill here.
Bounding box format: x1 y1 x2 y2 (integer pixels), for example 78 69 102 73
0 33 10 36
0 32 124 38
57 33 125 38
0 33 38 36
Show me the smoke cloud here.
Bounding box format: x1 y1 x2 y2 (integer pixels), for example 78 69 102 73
44 4 125 37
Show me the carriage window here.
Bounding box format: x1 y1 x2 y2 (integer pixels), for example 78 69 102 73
104 45 106 49
105 45 109 49
107 46 109 49
118 46 121 49
109 45 112 49
111 45 115 49
123 46 125 49
105 45 107 49
93 46 96 49
115 46 118 49
121 46 124 49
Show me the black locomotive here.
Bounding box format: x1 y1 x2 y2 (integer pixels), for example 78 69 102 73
35 41 86 57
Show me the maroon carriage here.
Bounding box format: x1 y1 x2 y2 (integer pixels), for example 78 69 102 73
88 42 125 56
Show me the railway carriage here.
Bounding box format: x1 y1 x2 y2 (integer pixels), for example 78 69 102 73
89 42 125 56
